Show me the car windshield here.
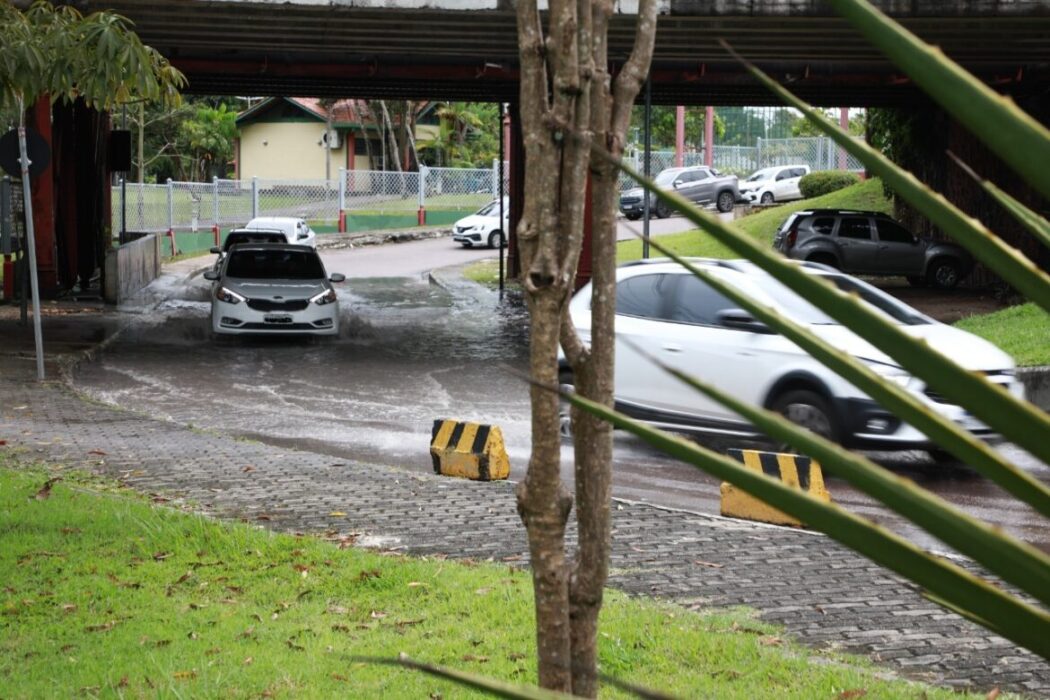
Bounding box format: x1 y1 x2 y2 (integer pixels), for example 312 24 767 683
223 232 285 251
654 169 683 186
745 168 776 182
747 272 929 326
226 249 326 280
476 200 506 216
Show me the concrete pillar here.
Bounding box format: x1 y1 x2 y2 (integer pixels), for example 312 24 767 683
704 107 715 167
675 106 685 167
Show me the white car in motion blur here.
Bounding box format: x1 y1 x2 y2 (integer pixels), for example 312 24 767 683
452 197 509 249
203 244 344 336
739 165 810 205
563 258 1023 462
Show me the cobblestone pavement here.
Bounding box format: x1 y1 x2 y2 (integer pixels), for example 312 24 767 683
1 351 1048 697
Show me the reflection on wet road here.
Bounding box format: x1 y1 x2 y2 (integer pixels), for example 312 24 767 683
74 249 1050 554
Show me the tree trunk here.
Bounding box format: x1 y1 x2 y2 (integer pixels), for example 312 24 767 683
514 1 656 695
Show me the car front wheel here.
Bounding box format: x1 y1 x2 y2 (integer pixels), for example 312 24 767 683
488 230 505 249
716 191 735 213
655 200 672 219
771 389 840 447
927 258 962 289
624 212 642 221
760 192 775 205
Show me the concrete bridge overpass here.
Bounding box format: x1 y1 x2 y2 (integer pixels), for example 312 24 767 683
89 0 1050 106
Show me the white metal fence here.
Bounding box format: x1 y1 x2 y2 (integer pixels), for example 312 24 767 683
112 139 863 235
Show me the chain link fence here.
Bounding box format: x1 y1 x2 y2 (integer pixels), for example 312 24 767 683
110 138 865 249
619 137 865 190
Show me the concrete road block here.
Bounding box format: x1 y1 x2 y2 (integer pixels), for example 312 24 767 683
721 449 831 527
430 419 510 481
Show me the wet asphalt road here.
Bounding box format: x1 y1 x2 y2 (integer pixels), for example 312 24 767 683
73 235 1050 554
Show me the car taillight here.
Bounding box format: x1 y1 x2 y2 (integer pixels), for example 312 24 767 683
785 222 800 249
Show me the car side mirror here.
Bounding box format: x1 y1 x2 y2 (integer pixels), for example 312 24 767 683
673 179 683 189
716 309 773 334
202 270 219 281
329 273 346 283
210 246 221 254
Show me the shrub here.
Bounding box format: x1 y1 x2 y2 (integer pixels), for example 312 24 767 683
799 170 862 198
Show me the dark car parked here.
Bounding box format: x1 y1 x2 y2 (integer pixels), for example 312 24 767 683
619 165 739 219
772 209 973 289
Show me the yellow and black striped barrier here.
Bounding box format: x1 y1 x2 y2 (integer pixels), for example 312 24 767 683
720 449 831 527
430 419 510 481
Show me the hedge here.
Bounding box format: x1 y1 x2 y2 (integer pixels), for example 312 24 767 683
799 170 862 199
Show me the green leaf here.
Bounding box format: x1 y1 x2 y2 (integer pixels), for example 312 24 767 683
719 40 1050 317
561 390 1050 660
826 0 1050 201
601 152 1050 518
947 151 1050 251
353 655 575 699
613 293 1050 607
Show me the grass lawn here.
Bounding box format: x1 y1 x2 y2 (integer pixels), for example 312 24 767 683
0 460 973 699
954 302 1050 366
617 177 891 263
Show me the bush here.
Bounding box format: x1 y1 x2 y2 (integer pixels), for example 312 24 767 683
799 170 861 199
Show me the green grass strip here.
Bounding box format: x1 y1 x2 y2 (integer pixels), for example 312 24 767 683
0 461 982 698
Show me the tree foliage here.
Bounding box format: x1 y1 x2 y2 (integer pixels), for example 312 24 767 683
627 105 725 150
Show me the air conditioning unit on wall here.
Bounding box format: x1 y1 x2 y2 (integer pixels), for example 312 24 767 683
321 129 341 149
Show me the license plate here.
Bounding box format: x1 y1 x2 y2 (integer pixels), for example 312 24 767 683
264 314 293 324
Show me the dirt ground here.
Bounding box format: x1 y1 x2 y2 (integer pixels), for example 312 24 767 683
871 278 1007 324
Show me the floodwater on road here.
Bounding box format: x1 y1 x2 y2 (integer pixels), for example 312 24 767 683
73 242 1050 555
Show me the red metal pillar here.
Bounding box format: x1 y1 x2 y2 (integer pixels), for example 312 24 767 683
675 106 685 167
838 107 849 170
29 95 57 293
575 176 594 291
704 107 715 167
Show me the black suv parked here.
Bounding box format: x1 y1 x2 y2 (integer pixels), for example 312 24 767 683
772 209 973 289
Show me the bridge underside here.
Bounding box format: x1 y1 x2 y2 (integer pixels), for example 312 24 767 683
92 1 1050 107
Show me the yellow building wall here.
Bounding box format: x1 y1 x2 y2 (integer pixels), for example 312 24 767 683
238 122 347 180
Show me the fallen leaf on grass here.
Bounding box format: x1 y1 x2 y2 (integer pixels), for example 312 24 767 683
243 657 253 666
692 559 724 569
759 636 782 647
838 691 867 699
461 655 489 663
327 605 350 615
332 673 349 682
986 690 1001 700
117 677 129 688
239 626 256 639
33 477 61 500
152 552 172 561
173 571 193 585
293 564 310 573
60 527 80 535
187 631 198 640
396 618 424 628
507 652 526 661
370 610 387 619
357 569 381 582
286 639 305 651
331 624 351 633
61 603 77 613
225 585 244 594
173 671 197 680
407 581 426 588
205 647 222 656
474 588 491 596
85 621 117 633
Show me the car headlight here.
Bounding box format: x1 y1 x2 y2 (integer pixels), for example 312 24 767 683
216 286 245 304
863 359 913 388
310 289 337 305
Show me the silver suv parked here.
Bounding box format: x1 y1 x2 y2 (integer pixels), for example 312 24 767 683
619 165 739 219
773 209 973 289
